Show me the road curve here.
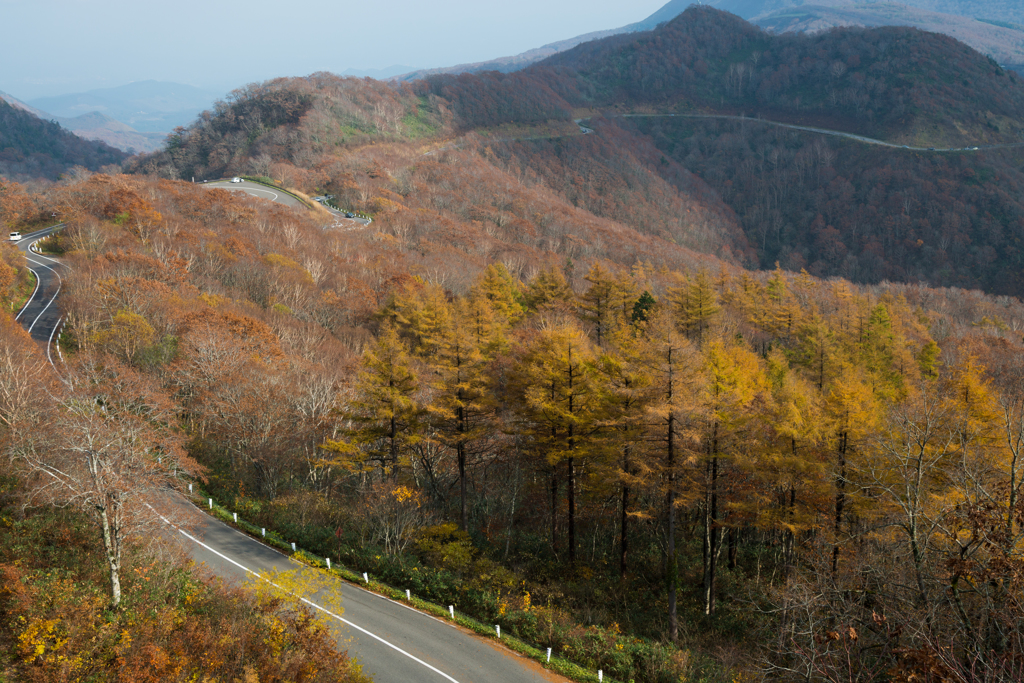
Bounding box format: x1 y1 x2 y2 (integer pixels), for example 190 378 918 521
202 179 371 227
13 225 67 366
10 209 565 682
617 113 1024 152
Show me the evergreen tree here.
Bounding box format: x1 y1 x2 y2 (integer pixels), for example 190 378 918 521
510 322 603 565
346 324 423 478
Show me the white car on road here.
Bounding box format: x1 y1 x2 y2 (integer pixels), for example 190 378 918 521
230 177 242 183
8 231 21 242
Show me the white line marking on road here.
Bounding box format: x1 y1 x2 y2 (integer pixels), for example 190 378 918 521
46 316 62 368
242 188 279 201
24 260 62 336
152 505 462 683
15 266 40 321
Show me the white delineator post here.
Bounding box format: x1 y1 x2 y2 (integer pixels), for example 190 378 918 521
449 605 455 619
547 648 552 662
262 528 266 537
233 512 237 522
496 625 501 638
291 542 296 551
598 671 603 682
208 498 212 509
406 589 411 600
327 557 331 569
363 572 369 584
189 483 193 494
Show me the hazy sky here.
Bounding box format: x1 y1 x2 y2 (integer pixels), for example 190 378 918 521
1 0 668 100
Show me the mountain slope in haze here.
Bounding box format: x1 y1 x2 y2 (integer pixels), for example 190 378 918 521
709 0 1024 25
0 98 127 180
28 80 218 133
1 91 165 153
394 0 692 81
536 6 1024 145
748 2 1024 69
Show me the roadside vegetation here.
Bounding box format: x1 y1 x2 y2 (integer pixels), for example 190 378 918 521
0 168 1020 680
2 6 1024 681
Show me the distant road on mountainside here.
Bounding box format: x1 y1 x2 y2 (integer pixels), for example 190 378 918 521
617 112 1024 152
203 179 371 227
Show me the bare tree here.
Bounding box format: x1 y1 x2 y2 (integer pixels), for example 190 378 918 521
22 357 201 607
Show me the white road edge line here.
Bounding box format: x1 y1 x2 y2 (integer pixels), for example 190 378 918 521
46 315 63 369
198 506 454 627
14 266 41 321
25 260 62 335
150 505 462 683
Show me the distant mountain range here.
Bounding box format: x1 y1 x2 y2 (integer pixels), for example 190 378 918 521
0 80 219 154
392 0 1024 82
342 66 420 79
0 97 126 181
0 91 166 154
708 0 1023 26
393 0 693 81
749 3 1024 68
27 80 218 133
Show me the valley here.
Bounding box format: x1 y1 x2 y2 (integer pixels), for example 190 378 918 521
2 3 1024 683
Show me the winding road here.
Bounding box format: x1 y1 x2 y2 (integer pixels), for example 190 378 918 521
204 179 371 228
13 225 67 366
616 112 1024 152
13 202 566 683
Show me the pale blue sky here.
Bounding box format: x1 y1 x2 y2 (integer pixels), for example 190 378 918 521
1 0 668 99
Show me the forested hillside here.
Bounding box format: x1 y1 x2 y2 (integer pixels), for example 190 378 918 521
126 73 749 264
2 170 1023 681
0 314 368 682
0 98 127 181
750 2 1024 69
127 8 1024 297
539 6 1024 145
629 114 1024 295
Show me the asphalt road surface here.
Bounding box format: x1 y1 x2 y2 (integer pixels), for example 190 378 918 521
204 179 307 207
13 225 67 364
203 179 371 227
165 500 561 683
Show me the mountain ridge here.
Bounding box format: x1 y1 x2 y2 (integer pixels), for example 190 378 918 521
393 0 692 81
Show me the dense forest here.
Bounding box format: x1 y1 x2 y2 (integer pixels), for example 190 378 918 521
0 98 127 181
1 169 1023 680
5 5 1024 680
627 114 1024 294
538 6 1024 145
0 313 368 682
125 8 1024 299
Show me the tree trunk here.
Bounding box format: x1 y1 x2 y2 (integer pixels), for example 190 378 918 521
832 430 848 575
667 410 678 643
550 469 559 556
100 504 122 608
389 413 398 479
568 456 576 566
620 446 630 580
458 395 468 532
703 422 720 616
